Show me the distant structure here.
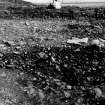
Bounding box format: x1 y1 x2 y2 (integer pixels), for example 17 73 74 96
53 0 62 9
22 0 105 8
23 0 62 9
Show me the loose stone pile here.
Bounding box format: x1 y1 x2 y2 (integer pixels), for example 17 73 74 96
0 38 105 105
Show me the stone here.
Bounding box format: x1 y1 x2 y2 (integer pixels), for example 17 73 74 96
38 52 47 59
91 39 100 46
25 21 30 26
94 87 102 98
13 51 20 54
67 37 88 45
0 44 5 48
38 90 45 100
0 53 3 57
67 85 72 89
91 38 105 47
3 40 15 46
64 91 71 98
16 46 21 49
19 41 26 46
0 71 6 77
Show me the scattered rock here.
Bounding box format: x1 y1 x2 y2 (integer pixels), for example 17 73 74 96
38 52 48 59
75 48 80 51
19 41 26 46
67 37 88 45
3 42 11 47
64 91 71 98
76 97 84 105
55 65 60 71
0 71 6 77
51 56 56 63
13 51 20 54
33 77 37 81
67 85 72 90
91 39 100 46
99 38 105 43
5 64 15 69
3 40 15 46
38 89 45 100
99 38 105 47
29 87 35 95
0 44 7 50
91 38 105 47
0 53 3 57
16 46 21 50
94 87 102 98
20 72 24 76
25 21 30 26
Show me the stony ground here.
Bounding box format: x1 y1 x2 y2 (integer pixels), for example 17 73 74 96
0 16 105 105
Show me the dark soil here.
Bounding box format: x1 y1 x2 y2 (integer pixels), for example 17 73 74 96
1 41 105 105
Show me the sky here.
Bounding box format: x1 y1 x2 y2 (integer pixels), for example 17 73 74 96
23 0 105 4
